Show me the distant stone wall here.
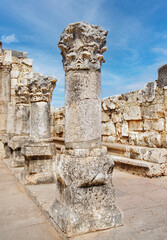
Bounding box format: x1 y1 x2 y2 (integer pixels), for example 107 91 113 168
101 81 166 148
51 79 167 149
3 49 33 102
4 49 33 137
50 107 65 138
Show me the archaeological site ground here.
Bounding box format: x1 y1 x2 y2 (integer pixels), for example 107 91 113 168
0 22 167 240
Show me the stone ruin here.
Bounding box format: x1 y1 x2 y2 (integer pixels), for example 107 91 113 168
0 21 167 239
52 68 167 177
50 22 122 238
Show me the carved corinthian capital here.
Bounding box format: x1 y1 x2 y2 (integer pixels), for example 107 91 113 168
58 21 108 71
27 73 57 103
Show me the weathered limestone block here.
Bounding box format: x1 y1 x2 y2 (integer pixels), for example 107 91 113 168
102 97 116 111
125 145 167 164
8 136 28 167
51 107 65 137
144 119 155 131
102 111 110 122
129 120 143 131
142 104 164 120
157 64 167 87
138 81 156 103
123 105 142 120
155 118 165 131
102 121 115 136
51 148 122 237
2 135 12 160
123 91 138 103
116 123 122 136
54 107 65 119
102 135 116 143
122 121 129 137
51 21 122 239
112 112 122 123
21 139 56 184
55 125 64 134
129 131 162 148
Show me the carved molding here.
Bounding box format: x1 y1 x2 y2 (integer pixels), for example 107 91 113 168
58 21 108 71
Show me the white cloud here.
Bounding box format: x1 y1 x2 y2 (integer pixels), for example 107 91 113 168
152 47 167 55
1 34 18 44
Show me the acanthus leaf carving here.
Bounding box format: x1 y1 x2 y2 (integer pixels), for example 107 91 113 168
27 73 57 103
58 21 108 71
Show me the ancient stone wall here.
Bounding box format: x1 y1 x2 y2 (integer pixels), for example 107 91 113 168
4 49 33 102
0 43 33 159
51 79 167 149
1 47 33 137
50 107 65 138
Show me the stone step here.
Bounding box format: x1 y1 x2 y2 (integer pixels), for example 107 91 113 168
111 155 151 168
52 137 167 176
103 142 167 164
110 155 167 177
53 138 167 164
102 142 126 155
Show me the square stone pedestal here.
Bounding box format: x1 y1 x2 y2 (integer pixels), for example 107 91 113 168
50 147 122 239
2 135 12 161
8 136 28 168
21 138 56 185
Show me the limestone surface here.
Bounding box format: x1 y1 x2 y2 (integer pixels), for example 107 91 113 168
51 21 122 239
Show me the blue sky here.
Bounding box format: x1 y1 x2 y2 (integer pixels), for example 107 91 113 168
1 0 167 107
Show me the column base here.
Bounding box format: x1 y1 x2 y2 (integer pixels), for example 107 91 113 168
10 149 24 168
50 147 123 238
21 139 56 185
8 136 28 168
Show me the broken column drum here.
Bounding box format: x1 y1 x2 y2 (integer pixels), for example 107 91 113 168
29 74 51 139
51 22 122 238
21 73 57 184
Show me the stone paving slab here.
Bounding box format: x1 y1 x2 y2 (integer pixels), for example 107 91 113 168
2 159 167 240
0 160 61 240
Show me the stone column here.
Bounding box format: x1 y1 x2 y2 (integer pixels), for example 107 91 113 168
8 83 30 167
0 42 12 159
51 22 122 239
21 73 57 184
